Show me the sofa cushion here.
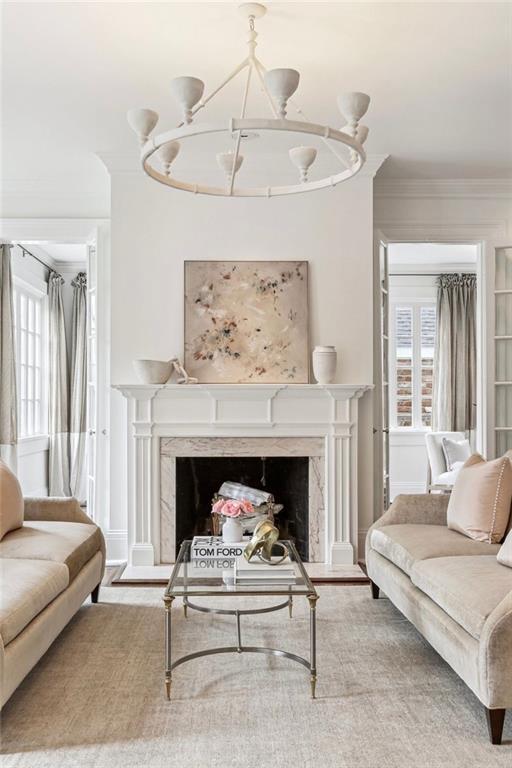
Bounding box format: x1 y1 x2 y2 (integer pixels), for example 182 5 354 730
411 556 512 640
447 453 512 543
497 529 512 567
0 521 102 582
0 459 24 540
0 558 69 645
370 524 500 576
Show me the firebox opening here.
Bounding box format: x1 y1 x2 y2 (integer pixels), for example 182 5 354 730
175 456 309 560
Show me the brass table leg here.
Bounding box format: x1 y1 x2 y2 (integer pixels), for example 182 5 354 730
308 594 318 699
183 599 188 618
164 595 174 700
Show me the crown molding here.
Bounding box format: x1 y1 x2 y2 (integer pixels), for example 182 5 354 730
374 178 512 199
0 218 110 243
359 154 389 179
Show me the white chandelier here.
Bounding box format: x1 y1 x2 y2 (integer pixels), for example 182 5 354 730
127 3 370 198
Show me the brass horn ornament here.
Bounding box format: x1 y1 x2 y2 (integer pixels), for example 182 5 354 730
243 519 289 565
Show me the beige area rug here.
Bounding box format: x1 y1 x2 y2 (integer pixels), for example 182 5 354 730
1 585 511 768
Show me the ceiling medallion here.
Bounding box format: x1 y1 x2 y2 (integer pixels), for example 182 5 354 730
127 3 370 198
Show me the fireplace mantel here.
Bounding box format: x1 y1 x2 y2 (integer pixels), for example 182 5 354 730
114 383 372 567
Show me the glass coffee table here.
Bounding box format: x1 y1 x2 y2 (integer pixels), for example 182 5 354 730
164 539 319 699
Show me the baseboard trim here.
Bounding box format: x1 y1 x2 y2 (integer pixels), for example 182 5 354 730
105 530 128 562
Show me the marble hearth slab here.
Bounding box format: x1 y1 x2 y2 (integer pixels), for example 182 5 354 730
114 563 368 584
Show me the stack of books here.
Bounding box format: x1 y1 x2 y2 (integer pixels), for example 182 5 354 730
233 554 296 585
191 536 250 561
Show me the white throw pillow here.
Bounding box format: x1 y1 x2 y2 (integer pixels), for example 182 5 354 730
442 437 471 471
497 529 512 567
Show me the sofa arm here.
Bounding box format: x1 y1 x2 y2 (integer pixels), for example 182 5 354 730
365 494 449 565
479 590 512 709
24 497 93 525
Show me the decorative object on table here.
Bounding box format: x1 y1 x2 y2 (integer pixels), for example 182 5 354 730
210 481 283 536
233 553 296 585
312 345 337 384
171 358 198 384
244 519 289 565
184 260 309 383
133 358 198 385
132 358 174 384
127 3 370 199
212 497 255 543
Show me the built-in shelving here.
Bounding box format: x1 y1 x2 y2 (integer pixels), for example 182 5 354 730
494 247 512 454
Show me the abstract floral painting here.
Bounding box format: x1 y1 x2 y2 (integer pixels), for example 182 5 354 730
184 261 309 383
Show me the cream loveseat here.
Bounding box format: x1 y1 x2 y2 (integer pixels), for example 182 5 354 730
366 494 512 745
0 492 105 707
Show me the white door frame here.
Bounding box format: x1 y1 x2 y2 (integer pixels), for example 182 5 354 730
0 218 111 535
374 221 508 469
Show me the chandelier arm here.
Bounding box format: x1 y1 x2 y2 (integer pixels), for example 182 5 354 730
252 58 280 119
255 60 352 173
229 130 243 195
241 61 253 119
180 58 250 128
228 62 254 194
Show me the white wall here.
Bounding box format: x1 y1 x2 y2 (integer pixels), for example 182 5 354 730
108 171 377 560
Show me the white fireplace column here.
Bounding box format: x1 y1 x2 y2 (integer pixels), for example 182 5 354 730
114 384 372 566
118 387 159 566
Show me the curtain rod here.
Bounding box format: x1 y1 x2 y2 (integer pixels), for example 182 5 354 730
12 243 54 272
13 243 66 282
389 271 476 277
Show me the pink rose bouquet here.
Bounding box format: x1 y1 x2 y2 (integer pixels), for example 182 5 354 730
212 498 254 518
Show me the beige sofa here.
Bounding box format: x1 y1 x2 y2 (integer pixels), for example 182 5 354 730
0 497 105 707
366 494 512 745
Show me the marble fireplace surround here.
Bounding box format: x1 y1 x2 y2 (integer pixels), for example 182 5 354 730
113 384 372 567
160 437 325 563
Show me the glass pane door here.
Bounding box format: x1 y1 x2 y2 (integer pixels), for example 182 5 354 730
495 247 512 454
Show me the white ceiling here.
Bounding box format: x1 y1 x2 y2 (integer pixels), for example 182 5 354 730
2 1 512 193
18 243 88 265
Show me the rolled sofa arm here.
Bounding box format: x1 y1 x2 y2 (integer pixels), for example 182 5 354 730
366 494 449 565
24 497 93 525
479 590 512 709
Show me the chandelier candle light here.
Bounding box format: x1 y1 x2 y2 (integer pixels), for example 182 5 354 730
127 3 370 197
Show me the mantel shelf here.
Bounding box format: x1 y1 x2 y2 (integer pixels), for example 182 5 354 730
113 383 373 396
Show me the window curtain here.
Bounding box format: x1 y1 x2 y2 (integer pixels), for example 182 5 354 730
0 243 18 470
48 271 71 496
432 273 476 432
69 272 87 502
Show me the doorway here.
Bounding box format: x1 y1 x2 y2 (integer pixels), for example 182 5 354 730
7 235 106 523
374 240 482 511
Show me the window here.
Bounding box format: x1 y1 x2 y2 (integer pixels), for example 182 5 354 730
390 302 436 429
13 282 48 438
